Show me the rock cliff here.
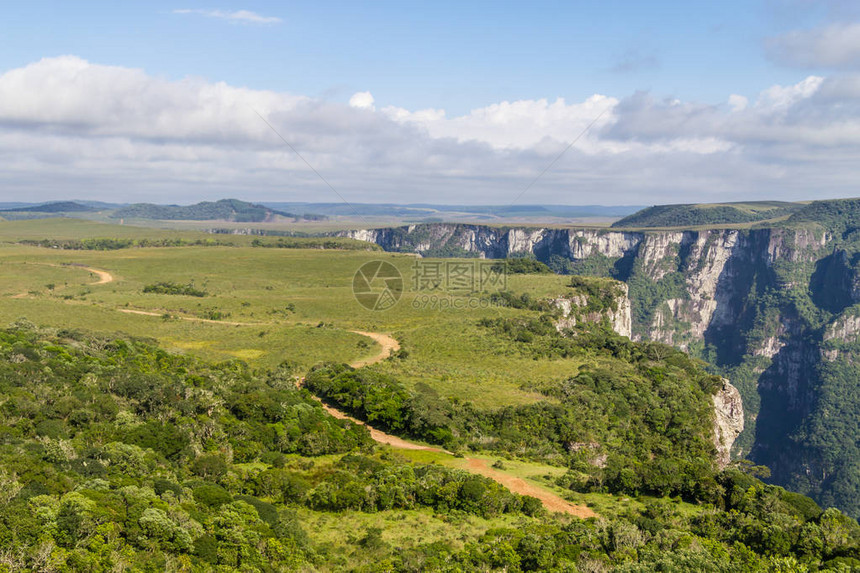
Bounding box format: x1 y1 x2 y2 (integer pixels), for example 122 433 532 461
712 379 745 469
551 282 632 338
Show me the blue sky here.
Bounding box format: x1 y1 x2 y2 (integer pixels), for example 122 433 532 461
0 1 827 112
1 1 860 205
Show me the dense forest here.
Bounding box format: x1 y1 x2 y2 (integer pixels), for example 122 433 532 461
0 320 858 570
0 323 540 570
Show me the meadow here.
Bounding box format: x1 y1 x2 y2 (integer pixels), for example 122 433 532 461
0 218 718 506
0 218 591 408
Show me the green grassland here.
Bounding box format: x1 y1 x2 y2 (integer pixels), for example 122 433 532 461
0 219 596 407
0 217 223 242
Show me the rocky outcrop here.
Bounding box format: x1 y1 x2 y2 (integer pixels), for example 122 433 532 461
551 294 587 333
637 232 685 281
821 311 860 362
712 379 744 469
551 283 632 338
568 230 641 259
609 283 633 338
824 312 860 344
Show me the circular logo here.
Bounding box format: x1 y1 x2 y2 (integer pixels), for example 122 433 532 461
352 261 403 311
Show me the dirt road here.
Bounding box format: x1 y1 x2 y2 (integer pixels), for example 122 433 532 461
71 264 113 285
302 330 430 450
349 330 401 367
315 400 441 451
307 330 596 517
10 263 114 298
43 262 115 285
117 308 263 327
466 458 596 518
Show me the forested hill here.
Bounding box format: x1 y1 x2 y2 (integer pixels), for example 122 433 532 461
0 201 96 214
111 199 324 222
785 197 860 233
610 201 801 228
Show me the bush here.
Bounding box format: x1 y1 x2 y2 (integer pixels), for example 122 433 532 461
192 484 232 508
143 281 208 297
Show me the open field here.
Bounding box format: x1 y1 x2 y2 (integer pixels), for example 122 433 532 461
0 217 242 242
0 218 592 407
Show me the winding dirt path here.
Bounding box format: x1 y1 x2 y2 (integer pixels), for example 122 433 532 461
315 402 440 451
349 330 400 367
466 459 595 518
299 331 432 450
305 330 595 517
67 264 113 285
117 308 263 327
10 263 114 298
38 262 115 285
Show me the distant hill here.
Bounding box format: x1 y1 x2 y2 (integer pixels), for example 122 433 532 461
263 202 643 221
785 198 860 234
611 201 802 228
0 201 96 213
111 199 323 222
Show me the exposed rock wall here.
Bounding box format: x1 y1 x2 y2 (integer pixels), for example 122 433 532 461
551 282 632 338
713 379 745 469
338 224 828 350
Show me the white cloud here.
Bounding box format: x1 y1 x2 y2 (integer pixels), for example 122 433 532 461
728 94 748 112
173 8 281 24
384 96 618 152
767 22 860 69
349 91 375 110
755 75 823 109
1 57 860 204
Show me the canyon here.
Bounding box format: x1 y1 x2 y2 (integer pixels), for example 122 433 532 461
339 222 860 518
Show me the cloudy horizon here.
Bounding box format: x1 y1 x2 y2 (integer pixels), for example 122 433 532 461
2 1 860 206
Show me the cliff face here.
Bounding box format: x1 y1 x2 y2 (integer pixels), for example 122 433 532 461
713 379 745 469
339 224 821 350
551 282 632 338
340 222 860 517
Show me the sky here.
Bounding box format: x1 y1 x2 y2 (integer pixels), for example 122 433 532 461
2 0 860 206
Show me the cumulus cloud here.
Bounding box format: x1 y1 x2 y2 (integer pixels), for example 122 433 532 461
349 91 375 110
767 22 860 69
1 56 860 204
383 96 618 152
728 94 749 112
173 8 281 24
